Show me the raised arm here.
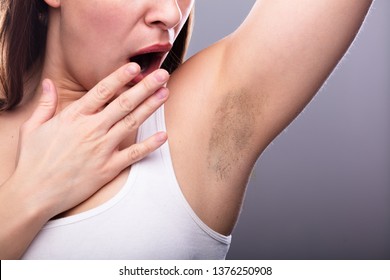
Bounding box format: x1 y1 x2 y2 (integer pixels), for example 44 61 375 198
222 0 373 147
164 0 373 235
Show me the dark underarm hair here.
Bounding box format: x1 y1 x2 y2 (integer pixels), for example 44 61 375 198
0 1 193 111
207 90 258 182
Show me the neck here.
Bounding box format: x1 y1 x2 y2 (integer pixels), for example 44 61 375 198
27 10 88 112
40 67 88 111
24 61 88 114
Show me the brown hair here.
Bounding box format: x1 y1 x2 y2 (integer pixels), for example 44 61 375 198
162 12 193 74
0 1 193 111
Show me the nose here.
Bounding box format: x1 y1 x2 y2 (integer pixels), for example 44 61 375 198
145 0 183 30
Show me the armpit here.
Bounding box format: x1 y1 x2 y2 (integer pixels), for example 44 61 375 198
207 89 264 182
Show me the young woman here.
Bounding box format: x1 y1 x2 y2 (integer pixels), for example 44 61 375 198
0 0 372 259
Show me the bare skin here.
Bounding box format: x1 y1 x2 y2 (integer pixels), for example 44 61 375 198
165 0 373 235
0 65 170 258
0 0 373 258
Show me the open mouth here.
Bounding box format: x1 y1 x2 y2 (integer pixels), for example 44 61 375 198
128 43 172 84
129 52 162 74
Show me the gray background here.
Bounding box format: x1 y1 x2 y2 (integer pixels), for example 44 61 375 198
186 0 390 259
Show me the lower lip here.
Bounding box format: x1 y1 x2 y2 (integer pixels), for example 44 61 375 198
130 56 164 84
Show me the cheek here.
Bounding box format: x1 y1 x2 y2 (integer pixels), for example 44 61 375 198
62 5 134 62
179 0 194 21
181 0 194 15
63 0 139 45
60 5 132 88
174 0 194 37
82 8 131 40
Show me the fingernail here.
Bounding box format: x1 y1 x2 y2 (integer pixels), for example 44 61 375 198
126 64 139 75
156 132 167 142
154 70 169 83
42 80 51 92
156 88 168 99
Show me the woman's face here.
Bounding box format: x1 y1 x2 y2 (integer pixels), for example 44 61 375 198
46 0 194 89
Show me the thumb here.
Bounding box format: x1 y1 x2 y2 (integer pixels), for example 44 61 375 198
25 79 58 130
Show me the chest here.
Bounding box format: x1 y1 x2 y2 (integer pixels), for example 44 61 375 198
0 113 132 218
21 144 230 259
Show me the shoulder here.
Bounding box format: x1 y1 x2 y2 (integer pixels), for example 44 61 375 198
164 42 263 235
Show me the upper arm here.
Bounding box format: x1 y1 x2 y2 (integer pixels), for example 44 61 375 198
220 0 372 146
167 0 373 183
164 0 372 233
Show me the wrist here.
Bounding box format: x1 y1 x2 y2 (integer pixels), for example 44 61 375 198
4 172 55 222
0 176 51 259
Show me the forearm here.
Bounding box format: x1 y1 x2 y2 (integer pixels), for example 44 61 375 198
220 0 373 144
0 176 51 259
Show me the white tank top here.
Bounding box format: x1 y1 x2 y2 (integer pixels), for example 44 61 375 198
21 106 231 259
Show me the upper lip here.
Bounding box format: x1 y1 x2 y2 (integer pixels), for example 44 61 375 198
130 43 173 58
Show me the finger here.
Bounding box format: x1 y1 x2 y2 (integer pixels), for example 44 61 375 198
75 63 141 115
100 69 169 129
23 79 58 132
111 132 167 170
107 87 169 147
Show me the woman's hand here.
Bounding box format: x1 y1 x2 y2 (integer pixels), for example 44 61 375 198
15 62 169 217
0 62 169 259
